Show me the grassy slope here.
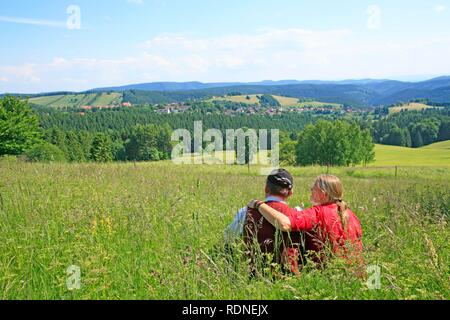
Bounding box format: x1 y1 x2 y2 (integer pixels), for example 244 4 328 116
389 102 437 114
29 93 123 108
92 93 122 106
421 140 450 150
213 94 342 108
0 159 448 299
372 142 450 167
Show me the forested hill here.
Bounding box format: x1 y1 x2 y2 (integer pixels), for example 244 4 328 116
96 76 450 107
4 76 450 108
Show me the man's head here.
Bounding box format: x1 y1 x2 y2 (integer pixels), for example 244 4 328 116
265 168 294 199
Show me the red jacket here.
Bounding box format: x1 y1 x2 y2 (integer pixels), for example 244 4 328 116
288 203 363 264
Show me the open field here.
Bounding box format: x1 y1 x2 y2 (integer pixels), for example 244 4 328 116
0 156 448 300
29 93 123 108
372 143 450 167
213 95 342 108
422 140 450 150
181 142 450 170
213 95 261 105
389 102 441 114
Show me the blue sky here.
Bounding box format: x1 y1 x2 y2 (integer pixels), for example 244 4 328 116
1 0 450 93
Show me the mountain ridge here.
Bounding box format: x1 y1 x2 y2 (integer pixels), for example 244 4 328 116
4 76 450 107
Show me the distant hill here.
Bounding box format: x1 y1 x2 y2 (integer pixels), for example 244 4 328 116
91 80 308 92
6 76 450 108
91 79 395 92
91 76 450 107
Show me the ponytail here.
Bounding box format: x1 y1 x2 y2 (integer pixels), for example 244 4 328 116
336 199 350 231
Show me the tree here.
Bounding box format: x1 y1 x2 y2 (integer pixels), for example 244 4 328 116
411 126 424 148
78 131 94 160
46 127 69 157
384 125 406 146
90 133 112 162
124 124 172 161
0 96 42 156
278 131 297 166
25 142 66 162
403 128 412 147
259 94 280 107
66 131 86 162
296 120 375 166
438 120 450 141
415 120 439 146
361 130 375 166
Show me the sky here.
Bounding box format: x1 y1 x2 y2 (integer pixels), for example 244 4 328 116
1 0 450 93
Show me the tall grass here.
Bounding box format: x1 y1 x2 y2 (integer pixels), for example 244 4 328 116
0 158 448 299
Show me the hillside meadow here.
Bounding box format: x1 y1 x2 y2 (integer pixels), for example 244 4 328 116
373 143 450 167
388 102 443 114
212 95 342 108
0 152 448 300
29 93 123 109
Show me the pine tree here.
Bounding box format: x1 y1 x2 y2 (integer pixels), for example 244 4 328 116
438 121 450 141
90 133 112 162
0 96 42 156
411 126 424 148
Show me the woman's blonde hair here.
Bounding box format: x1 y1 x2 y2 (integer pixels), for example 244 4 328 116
314 174 350 230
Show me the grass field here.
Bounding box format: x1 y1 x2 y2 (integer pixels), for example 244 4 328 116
213 95 342 108
422 140 450 150
389 102 441 114
29 93 123 108
0 149 449 299
372 143 450 167
182 142 450 170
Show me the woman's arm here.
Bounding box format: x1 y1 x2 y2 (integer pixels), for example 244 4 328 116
248 200 292 232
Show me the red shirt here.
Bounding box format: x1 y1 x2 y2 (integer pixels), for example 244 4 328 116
288 204 363 264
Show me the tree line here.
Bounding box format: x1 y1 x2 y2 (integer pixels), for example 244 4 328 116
279 120 375 166
1 96 449 165
371 109 450 148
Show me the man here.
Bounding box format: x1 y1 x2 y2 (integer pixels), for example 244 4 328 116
224 169 304 274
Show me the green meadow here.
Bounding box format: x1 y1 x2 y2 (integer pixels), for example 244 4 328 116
213 95 342 108
373 142 450 167
29 93 123 109
388 102 442 114
0 142 449 300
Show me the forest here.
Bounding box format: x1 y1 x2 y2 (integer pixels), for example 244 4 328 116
1 96 449 165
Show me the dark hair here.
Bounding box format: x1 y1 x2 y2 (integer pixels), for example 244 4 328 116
266 169 294 197
266 179 291 197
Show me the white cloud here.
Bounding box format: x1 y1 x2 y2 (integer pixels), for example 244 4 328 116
127 0 144 4
367 5 382 30
434 5 446 13
2 28 450 93
0 15 66 28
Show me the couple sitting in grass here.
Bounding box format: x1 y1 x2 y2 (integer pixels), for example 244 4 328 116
225 169 363 275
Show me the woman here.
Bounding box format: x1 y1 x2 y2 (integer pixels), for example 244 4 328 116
248 174 363 267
